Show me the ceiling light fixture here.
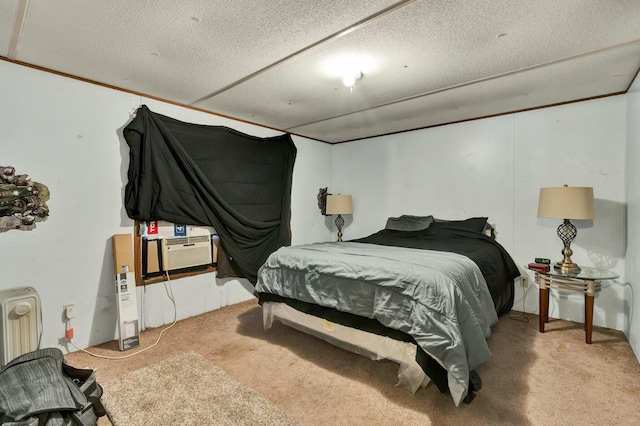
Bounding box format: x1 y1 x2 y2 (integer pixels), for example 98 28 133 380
342 71 362 88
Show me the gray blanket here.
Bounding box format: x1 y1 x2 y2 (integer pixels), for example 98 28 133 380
255 242 499 404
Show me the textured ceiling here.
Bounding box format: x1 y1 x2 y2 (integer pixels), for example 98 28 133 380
2 0 640 143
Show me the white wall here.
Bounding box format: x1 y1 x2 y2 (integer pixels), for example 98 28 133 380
333 96 628 332
331 115 515 250
0 60 331 352
626 72 640 360
514 98 627 329
0 58 635 359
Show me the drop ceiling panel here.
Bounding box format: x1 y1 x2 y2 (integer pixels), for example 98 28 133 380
291 41 640 143
14 0 401 104
195 0 640 132
0 0 19 56
4 0 640 143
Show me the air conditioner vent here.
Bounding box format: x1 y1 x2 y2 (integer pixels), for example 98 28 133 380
164 237 189 246
161 235 212 271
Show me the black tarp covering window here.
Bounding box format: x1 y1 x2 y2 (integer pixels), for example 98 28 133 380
123 105 297 283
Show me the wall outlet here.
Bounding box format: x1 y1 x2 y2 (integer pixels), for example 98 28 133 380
64 303 75 320
520 276 529 288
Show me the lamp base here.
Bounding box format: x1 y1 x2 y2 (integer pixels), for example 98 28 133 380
554 260 581 274
554 222 581 274
335 214 345 242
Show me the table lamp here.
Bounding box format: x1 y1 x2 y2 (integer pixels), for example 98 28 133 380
537 185 594 273
325 194 352 241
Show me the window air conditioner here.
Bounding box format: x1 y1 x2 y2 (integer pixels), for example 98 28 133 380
161 235 212 271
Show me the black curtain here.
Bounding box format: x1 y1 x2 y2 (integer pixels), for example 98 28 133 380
123 105 297 283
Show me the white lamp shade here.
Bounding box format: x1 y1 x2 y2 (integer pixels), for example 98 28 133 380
537 186 595 220
325 194 352 215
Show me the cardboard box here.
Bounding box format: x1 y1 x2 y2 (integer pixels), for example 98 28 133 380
144 220 215 240
112 234 140 351
112 234 134 275
145 239 161 274
114 272 140 351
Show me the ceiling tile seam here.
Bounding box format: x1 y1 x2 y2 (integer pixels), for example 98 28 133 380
7 0 30 60
188 0 416 106
285 37 640 131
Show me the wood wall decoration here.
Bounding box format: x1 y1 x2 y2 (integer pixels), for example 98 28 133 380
317 187 331 216
0 166 49 232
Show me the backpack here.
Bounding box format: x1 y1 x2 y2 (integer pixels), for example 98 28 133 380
0 348 105 426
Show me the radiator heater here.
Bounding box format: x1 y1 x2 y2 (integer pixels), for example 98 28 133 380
0 287 42 367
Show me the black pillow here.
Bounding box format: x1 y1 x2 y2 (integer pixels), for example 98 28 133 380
430 217 488 233
385 215 434 232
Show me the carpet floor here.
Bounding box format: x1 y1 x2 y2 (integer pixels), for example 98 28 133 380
65 299 640 425
101 351 298 425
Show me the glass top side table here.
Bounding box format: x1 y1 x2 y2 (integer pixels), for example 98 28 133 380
526 265 619 344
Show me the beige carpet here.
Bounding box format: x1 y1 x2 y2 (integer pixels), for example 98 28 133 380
66 300 640 425
101 351 298 426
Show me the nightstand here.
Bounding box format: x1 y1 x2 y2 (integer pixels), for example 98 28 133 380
528 266 619 344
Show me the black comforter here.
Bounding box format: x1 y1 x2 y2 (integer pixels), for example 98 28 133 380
353 227 520 317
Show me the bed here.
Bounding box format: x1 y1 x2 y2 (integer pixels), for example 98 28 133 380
255 215 520 406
